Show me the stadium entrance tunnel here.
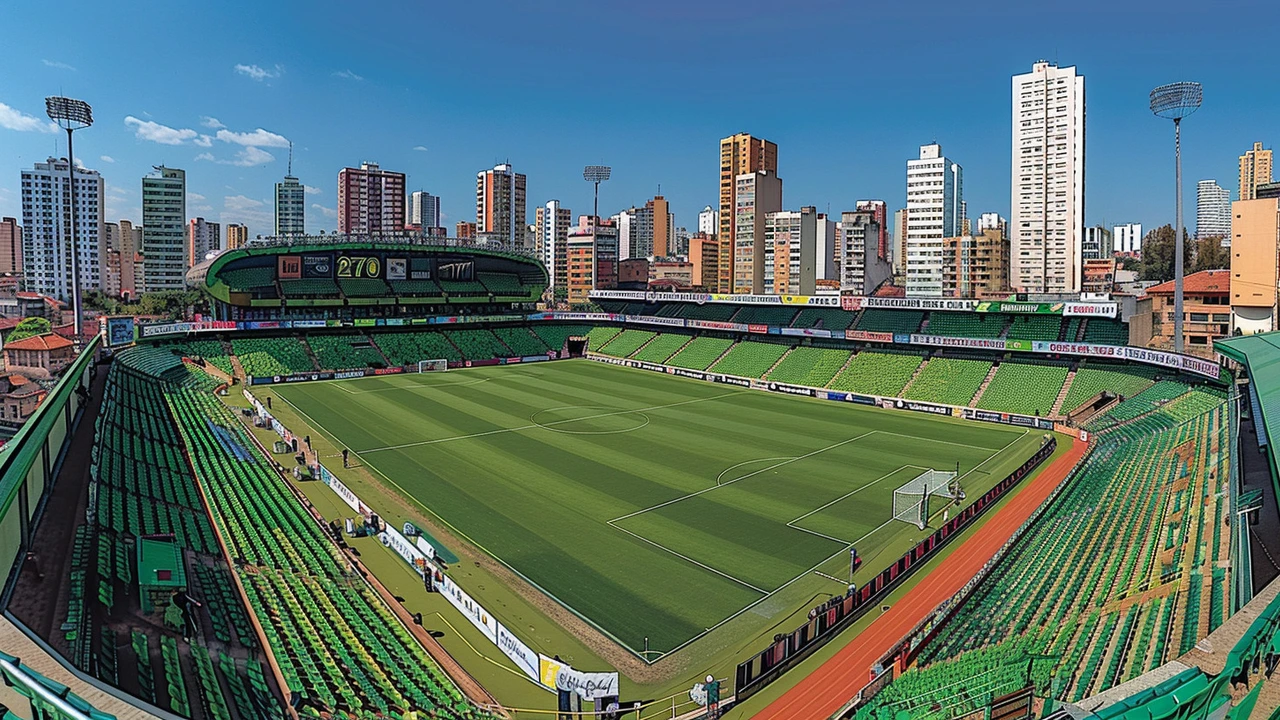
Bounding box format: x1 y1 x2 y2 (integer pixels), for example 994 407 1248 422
529 406 651 434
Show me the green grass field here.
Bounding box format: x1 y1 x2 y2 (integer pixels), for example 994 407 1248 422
272 359 1036 659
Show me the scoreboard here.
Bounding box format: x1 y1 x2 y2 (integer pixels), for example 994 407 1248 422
274 252 470 281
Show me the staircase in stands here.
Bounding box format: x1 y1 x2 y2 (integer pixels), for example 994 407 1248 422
970 363 1003 406
762 346 796 378
365 334 395 367
1051 369 1078 417
898 355 933 397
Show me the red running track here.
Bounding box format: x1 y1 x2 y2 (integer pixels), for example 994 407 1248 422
752 437 1087 720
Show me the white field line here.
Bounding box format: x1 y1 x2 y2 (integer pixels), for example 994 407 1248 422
357 390 743 453
610 523 768 594
608 430 877 524
785 465 930 544
336 376 493 394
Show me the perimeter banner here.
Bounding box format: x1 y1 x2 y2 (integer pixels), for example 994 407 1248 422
538 656 620 700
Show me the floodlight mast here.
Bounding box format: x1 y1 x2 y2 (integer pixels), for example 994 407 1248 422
46 96 94 347
583 165 611 226
1149 82 1202 354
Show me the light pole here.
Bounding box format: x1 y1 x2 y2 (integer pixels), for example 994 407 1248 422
583 165 611 225
1150 82 1202 354
45 96 94 346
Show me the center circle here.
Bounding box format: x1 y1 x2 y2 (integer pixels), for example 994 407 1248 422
530 406 651 435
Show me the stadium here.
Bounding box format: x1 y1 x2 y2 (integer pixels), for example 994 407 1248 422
1 234 1277 720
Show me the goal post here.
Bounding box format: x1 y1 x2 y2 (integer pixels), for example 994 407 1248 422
417 359 448 373
892 468 959 530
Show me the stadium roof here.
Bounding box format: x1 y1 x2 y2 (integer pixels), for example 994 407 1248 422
1216 332 1280 486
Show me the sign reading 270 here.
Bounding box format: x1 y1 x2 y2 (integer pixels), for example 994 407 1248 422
336 255 382 278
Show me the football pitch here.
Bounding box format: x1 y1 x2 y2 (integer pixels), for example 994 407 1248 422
272 359 1039 658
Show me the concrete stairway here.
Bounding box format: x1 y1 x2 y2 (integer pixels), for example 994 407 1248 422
970 363 1003 406
1050 369 1078 417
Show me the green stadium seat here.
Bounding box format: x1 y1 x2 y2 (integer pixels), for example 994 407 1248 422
856 309 924 334
709 341 791 378
826 351 922 397
976 363 1069 416
307 334 386 370
903 358 991 406
599 329 656 358
631 333 693 363
925 313 1007 338
231 337 314 376
666 336 734 370
766 347 851 387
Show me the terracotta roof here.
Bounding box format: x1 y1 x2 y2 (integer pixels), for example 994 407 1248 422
0 318 22 331
4 333 74 352
1143 269 1230 296
873 284 907 297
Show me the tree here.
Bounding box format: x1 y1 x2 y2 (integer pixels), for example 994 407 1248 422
7 317 52 343
1139 224 1192 282
1192 236 1230 272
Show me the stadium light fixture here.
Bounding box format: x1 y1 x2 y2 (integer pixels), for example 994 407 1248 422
46 96 94 347
583 165 611 225
1150 82 1202 354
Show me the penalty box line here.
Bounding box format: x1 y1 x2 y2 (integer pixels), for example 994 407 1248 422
356 390 744 454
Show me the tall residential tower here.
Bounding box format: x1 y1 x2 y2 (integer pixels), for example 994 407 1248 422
275 174 306 236
338 162 406 234
142 166 186 292
905 143 963 297
476 164 527 245
1010 61 1086 293
21 158 104 300
1196 180 1231 239
719 133 777 292
1239 142 1273 201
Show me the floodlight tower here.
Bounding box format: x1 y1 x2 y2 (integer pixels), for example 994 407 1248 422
1150 82 1202 354
583 165 611 225
45 96 94 347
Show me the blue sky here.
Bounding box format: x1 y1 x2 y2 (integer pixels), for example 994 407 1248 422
0 0 1275 240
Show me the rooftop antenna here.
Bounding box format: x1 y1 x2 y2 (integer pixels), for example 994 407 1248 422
287 141 293 176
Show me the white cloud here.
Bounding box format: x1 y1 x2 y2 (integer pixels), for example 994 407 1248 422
188 192 206 202
333 69 363 81
231 146 274 166
311 203 337 219
413 145 428 152
194 134 213 147
0 102 58 133
216 127 289 148
42 59 76 71
225 195 265 211
99 155 115 163
200 116 225 129
234 63 281 81
195 147 274 167
304 185 321 195
124 116 198 144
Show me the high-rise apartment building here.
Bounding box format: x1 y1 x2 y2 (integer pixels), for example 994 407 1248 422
119 220 142 298
698 205 718 237
905 143 963 297
943 230 1010 299
732 171 783 294
535 200 572 288
408 191 442 232
1114 223 1143 255
855 200 888 261
1196 180 1231 239
565 217 618 304
719 133 778 292
338 162 406 234
142 166 186 292
1011 60 1086 293
0 217 21 275
814 212 838 281
892 208 908 275
275 174 306 236
649 196 673 257
1229 198 1280 334
21 157 104 301
187 218 221 268
763 207 817 295
977 212 1009 240
475 164 527 245
841 209 892 295
1082 226 1112 260
689 233 718 290
1239 142 1273 201
226 223 248 251
612 210 634 260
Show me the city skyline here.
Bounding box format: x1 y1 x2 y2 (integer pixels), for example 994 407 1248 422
1 2 1275 247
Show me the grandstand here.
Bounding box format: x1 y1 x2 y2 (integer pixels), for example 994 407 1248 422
976 362 1069 416
903 357 992 406
766 347 851 387
820 351 917 398
665 335 735 370
709 340 792 377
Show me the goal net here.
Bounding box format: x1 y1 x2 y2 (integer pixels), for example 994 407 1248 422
892 469 959 529
417 359 448 373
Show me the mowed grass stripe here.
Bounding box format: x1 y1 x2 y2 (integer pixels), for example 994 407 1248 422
273 360 1033 655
